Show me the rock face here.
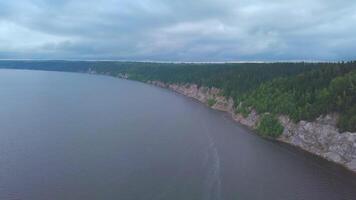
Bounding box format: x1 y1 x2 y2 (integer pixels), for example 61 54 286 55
147 81 356 173
148 81 232 110
279 115 356 171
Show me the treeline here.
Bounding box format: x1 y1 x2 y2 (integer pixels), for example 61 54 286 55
1 60 355 132
92 61 356 133
112 63 322 102
0 60 322 101
241 63 356 132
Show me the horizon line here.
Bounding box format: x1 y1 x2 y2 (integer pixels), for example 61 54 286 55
0 58 353 64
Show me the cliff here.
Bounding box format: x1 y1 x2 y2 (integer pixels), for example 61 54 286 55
146 80 356 173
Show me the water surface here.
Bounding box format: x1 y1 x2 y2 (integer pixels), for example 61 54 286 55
0 69 355 200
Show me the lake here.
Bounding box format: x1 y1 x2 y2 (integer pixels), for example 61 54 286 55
0 69 355 200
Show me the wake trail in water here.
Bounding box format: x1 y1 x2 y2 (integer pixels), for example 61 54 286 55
200 117 222 200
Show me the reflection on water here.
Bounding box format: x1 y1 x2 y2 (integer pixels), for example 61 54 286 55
0 69 355 200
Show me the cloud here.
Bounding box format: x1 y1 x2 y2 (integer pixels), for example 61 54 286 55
0 0 355 61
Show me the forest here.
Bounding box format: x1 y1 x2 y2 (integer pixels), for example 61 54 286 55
1 60 355 133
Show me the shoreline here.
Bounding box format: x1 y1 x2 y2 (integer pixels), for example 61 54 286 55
136 79 356 174
39 69 356 174
5 68 356 174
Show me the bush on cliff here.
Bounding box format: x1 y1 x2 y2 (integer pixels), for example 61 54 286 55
207 98 217 107
257 114 284 138
236 103 250 117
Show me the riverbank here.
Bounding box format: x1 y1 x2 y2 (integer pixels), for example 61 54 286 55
140 80 356 173
2 68 356 200
3 65 356 173
87 69 356 173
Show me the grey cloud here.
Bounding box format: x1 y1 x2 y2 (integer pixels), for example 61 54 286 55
0 0 355 61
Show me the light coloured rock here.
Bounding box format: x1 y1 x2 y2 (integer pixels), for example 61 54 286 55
278 114 356 172
146 81 356 173
232 110 260 128
324 152 343 163
117 73 129 79
212 97 234 112
346 160 356 171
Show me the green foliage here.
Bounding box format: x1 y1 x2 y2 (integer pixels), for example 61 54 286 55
338 105 356 132
243 63 356 132
110 62 320 106
1 60 355 132
207 98 217 107
257 114 284 138
330 71 356 132
236 104 250 117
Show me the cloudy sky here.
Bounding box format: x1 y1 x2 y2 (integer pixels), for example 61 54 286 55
0 0 355 61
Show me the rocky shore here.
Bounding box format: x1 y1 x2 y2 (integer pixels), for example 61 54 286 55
97 70 356 173
146 80 356 173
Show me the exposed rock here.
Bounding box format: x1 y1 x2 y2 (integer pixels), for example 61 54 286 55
212 96 234 112
232 110 260 128
148 80 167 88
324 152 342 163
278 114 356 170
118 73 129 79
146 80 356 173
346 160 356 171
87 68 97 74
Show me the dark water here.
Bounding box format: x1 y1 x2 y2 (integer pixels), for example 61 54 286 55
0 69 355 200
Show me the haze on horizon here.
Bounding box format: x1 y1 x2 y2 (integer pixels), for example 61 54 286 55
0 0 355 62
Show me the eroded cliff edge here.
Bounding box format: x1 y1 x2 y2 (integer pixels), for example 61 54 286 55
146 80 356 173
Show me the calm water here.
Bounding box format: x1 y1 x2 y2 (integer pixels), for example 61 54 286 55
0 69 355 200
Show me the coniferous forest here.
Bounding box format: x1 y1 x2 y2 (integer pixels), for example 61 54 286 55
1 60 355 132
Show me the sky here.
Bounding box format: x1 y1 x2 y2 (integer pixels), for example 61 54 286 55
0 0 356 62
